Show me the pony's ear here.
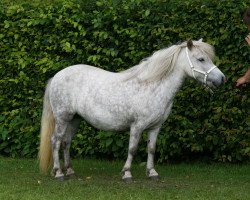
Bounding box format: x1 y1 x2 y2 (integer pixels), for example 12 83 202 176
198 38 203 42
187 40 193 50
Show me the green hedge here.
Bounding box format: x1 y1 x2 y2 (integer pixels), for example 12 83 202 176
0 0 249 162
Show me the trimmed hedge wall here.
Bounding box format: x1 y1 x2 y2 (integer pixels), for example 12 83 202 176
0 0 249 162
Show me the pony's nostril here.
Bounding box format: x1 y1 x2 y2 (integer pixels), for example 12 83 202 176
221 76 226 84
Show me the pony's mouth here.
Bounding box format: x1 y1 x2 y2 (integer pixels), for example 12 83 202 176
211 82 219 88
208 76 226 88
205 79 225 93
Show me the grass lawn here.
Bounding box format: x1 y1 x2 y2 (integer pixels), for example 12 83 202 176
0 157 249 200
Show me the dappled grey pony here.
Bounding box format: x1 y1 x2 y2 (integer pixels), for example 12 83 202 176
39 40 225 182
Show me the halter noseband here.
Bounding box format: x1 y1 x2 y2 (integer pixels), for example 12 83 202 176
185 47 217 93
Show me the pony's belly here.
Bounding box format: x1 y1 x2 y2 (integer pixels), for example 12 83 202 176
79 109 131 132
76 95 133 131
85 116 130 132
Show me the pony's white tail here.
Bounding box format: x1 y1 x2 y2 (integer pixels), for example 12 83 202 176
39 80 55 174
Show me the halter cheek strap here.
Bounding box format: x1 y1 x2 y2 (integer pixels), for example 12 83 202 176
185 47 217 92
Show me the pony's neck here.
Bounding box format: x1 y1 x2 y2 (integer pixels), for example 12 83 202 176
122 45 183 83
157 64 186 100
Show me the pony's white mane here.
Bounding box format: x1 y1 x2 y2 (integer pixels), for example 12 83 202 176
122 40 215 83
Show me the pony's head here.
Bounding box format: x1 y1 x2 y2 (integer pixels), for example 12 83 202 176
122 39 225 90
184 39 226 89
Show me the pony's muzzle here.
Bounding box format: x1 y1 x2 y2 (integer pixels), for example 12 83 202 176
213 74 226 87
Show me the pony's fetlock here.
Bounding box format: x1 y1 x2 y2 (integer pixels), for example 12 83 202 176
66 167 75 177
53 168 64 180
51 168 57 176
147 168 159 180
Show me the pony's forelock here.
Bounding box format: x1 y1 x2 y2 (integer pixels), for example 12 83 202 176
193 40 215 61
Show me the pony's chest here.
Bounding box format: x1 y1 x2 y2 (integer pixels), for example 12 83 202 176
140 94 173 126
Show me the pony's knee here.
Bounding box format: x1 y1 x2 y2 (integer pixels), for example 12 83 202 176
148 146 156 155
128 146 137 156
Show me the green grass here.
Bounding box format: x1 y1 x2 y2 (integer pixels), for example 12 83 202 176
0 157 249 200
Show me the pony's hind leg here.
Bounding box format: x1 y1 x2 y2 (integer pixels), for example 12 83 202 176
62 134 74 177
62 116 81 177
51 121 68 180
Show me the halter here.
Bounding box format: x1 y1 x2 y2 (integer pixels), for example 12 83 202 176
185 47 217 93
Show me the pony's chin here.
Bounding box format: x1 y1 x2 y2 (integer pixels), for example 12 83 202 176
210 82 217 88
205 82 217 89
208 80 223 88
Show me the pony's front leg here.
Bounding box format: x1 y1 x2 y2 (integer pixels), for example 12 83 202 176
146 128 160 180
122 126 143 182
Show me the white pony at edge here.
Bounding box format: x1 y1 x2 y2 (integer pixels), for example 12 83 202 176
39 40 225 182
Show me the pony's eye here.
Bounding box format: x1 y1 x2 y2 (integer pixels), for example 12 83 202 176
198 58 205 62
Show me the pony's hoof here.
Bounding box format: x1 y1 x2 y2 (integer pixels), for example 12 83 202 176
67 173 76 178
66 168 75 177
56 176 65 182
123 177 133 183
149 175 160 181
122 170 133 183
